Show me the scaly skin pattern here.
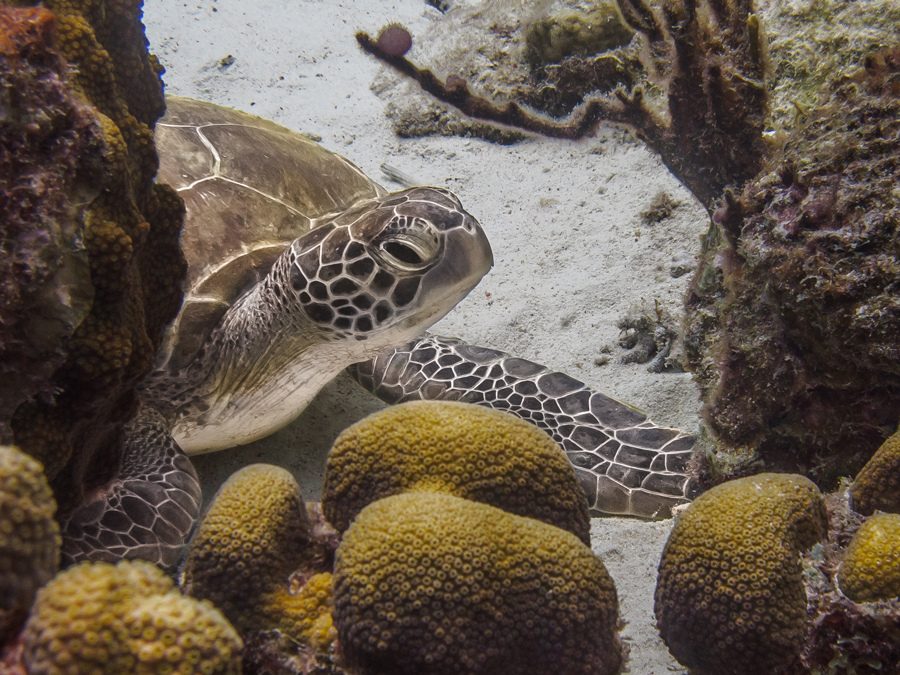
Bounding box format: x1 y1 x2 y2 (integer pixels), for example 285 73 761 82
352 334 698 518
60 406 200 570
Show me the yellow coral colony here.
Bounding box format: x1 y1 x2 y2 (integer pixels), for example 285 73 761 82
838 513 900 603
321 401 622 674
182 464 336 650
22 559 241 675
334 491 622 675
322 400 590 543
0 445 60 639
850 427 900 516
655 473 828 675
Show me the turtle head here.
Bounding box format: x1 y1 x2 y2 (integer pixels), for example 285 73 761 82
288 186 492 347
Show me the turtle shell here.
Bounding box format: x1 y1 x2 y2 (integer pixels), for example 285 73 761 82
155 96 386 371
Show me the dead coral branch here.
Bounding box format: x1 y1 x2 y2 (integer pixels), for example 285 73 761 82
358 0 770 209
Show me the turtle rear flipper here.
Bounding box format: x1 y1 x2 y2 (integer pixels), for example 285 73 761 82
60 407 201 571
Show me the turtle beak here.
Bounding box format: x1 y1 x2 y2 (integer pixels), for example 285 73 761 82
462 211 493 275
409 212 492 330
438 211 492 294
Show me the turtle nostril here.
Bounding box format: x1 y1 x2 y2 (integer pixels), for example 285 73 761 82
383 241 424 265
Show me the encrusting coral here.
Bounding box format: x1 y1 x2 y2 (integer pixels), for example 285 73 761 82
654 473 828 675
22 559 242 675
0 6 97 437
322 400 590 543
837 513 900 604
524 3 634 69
0 0 186 516
850 426 900 516
684 46 900 488
0 445 60 642
334 491 622 675
182 464 338 655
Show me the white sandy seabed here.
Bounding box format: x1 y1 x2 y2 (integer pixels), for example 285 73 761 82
144 0 709 671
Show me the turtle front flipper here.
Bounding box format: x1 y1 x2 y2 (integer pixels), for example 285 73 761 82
350 334 701 519
60 406 201 570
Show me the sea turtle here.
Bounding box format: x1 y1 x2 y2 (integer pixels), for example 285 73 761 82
61 96 701 569
59 96 494 568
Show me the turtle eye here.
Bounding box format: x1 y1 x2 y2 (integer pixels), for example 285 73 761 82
382 240 425 266
375 233 438 273
372 215 442 274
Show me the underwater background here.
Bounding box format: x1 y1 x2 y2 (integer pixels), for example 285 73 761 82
1 0 898 672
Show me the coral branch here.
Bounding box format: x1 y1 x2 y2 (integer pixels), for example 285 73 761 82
356 31 658 142
358 0 769 210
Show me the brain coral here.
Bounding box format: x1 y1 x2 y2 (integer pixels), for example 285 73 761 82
0 445 60 641
1 0 186 514
655 473 828 675
182 464 336 651
850 426 900 516
322 400 590 543
22 559 241 675
837 513 900 603
333 491 622 675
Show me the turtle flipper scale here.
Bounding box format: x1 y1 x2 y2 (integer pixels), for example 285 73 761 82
60 406 201 570
351 334 701 519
